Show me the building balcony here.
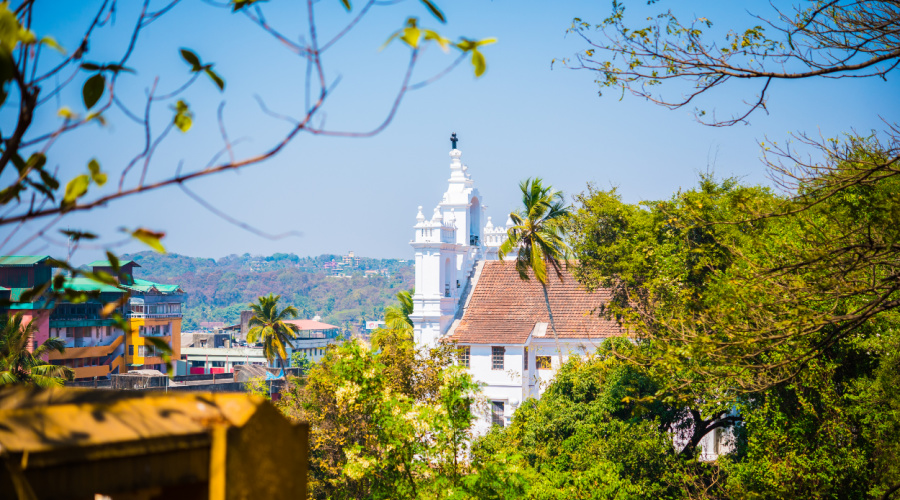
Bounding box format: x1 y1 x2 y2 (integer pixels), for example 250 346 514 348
128 312 182 319
49 318 118 328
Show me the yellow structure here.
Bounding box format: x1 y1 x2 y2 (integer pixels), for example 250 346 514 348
0 386 308 499
126 314 183 370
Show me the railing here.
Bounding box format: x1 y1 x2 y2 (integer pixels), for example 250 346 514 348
128 312 181 318
140 330 172 337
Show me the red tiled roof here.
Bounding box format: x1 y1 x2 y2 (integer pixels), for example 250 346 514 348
283 319 339 331
447 261 624 345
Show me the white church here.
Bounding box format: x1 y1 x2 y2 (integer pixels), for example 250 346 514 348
409 135 622 434
408 135 732 459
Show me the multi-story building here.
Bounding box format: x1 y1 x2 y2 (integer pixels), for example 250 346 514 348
0 255 184 379
0 256 52 352
89 259 184 374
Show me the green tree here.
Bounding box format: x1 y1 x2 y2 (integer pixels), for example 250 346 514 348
383 288 413 334
247 293 300 371
277 338 520 499
499 178 570 366
0 313 73 387
566 173 900 498
290 350 311 374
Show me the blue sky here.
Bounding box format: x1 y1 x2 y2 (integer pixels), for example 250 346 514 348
4 0 899 263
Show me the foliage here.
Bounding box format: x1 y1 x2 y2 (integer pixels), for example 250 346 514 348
290 351 311 374
474 339 712 500
499 178 570 365
564 167 900 497
0 313 73 387
275 290 521 498
247 293 299 369
277 338 522 499
244 375 270 399
568 152 900 394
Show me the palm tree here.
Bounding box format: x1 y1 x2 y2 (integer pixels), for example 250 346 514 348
383 289 413 334
0 313 74 387
372 289 413 349
499 178 570 366
247 293 300 371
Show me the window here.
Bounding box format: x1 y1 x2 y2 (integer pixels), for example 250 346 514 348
536 356 552 370
491 346 505 370
491 401 505 427
129 345 134 356
524 347 528 370
191 361 205 368
458 346 470 368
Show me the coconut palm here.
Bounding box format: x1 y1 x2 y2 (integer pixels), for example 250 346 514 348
383 289 413 334
499 178 570 366
247 293 300 371
372 289 413 349
0 313 74 387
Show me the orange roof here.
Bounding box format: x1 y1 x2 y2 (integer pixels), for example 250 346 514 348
447 261 625 345
284 319 339 331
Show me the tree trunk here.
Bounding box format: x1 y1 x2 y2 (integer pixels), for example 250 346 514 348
540 283 564 367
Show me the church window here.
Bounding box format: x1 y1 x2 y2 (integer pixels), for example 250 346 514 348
458 346 470 368
491 346 505 370
491 401 505 427
536 356 552 370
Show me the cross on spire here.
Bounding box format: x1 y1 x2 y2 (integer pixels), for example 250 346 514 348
450 132 459 149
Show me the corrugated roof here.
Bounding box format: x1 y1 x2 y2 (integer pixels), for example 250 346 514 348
446 261 624 345
0 386 264 454
0 255 51 266
128 278 182 294
89 259 141 268
283 319 339 331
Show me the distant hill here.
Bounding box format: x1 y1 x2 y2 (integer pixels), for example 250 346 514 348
123 251 414 331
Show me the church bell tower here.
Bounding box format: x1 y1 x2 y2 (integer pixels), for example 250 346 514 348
410 134 492 347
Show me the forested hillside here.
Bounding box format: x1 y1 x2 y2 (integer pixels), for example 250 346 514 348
123 252 414 331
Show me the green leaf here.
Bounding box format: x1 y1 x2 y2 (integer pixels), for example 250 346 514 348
39 169 59 192
82 73 105 110
131 228 167 253
60 229 98 241
205 67 225 91
339 0 351 11
63 174 90 204
26 152 46 172
80 62 101 71
87 158 107 186
173 100 193 132
419 0 445 23
105 251 121 273
180 48 201 71
471 49 486 77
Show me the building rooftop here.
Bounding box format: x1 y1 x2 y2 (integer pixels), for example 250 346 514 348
0 255 51 266
447 261 625 345
283 319 340 331
89 259 141 268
